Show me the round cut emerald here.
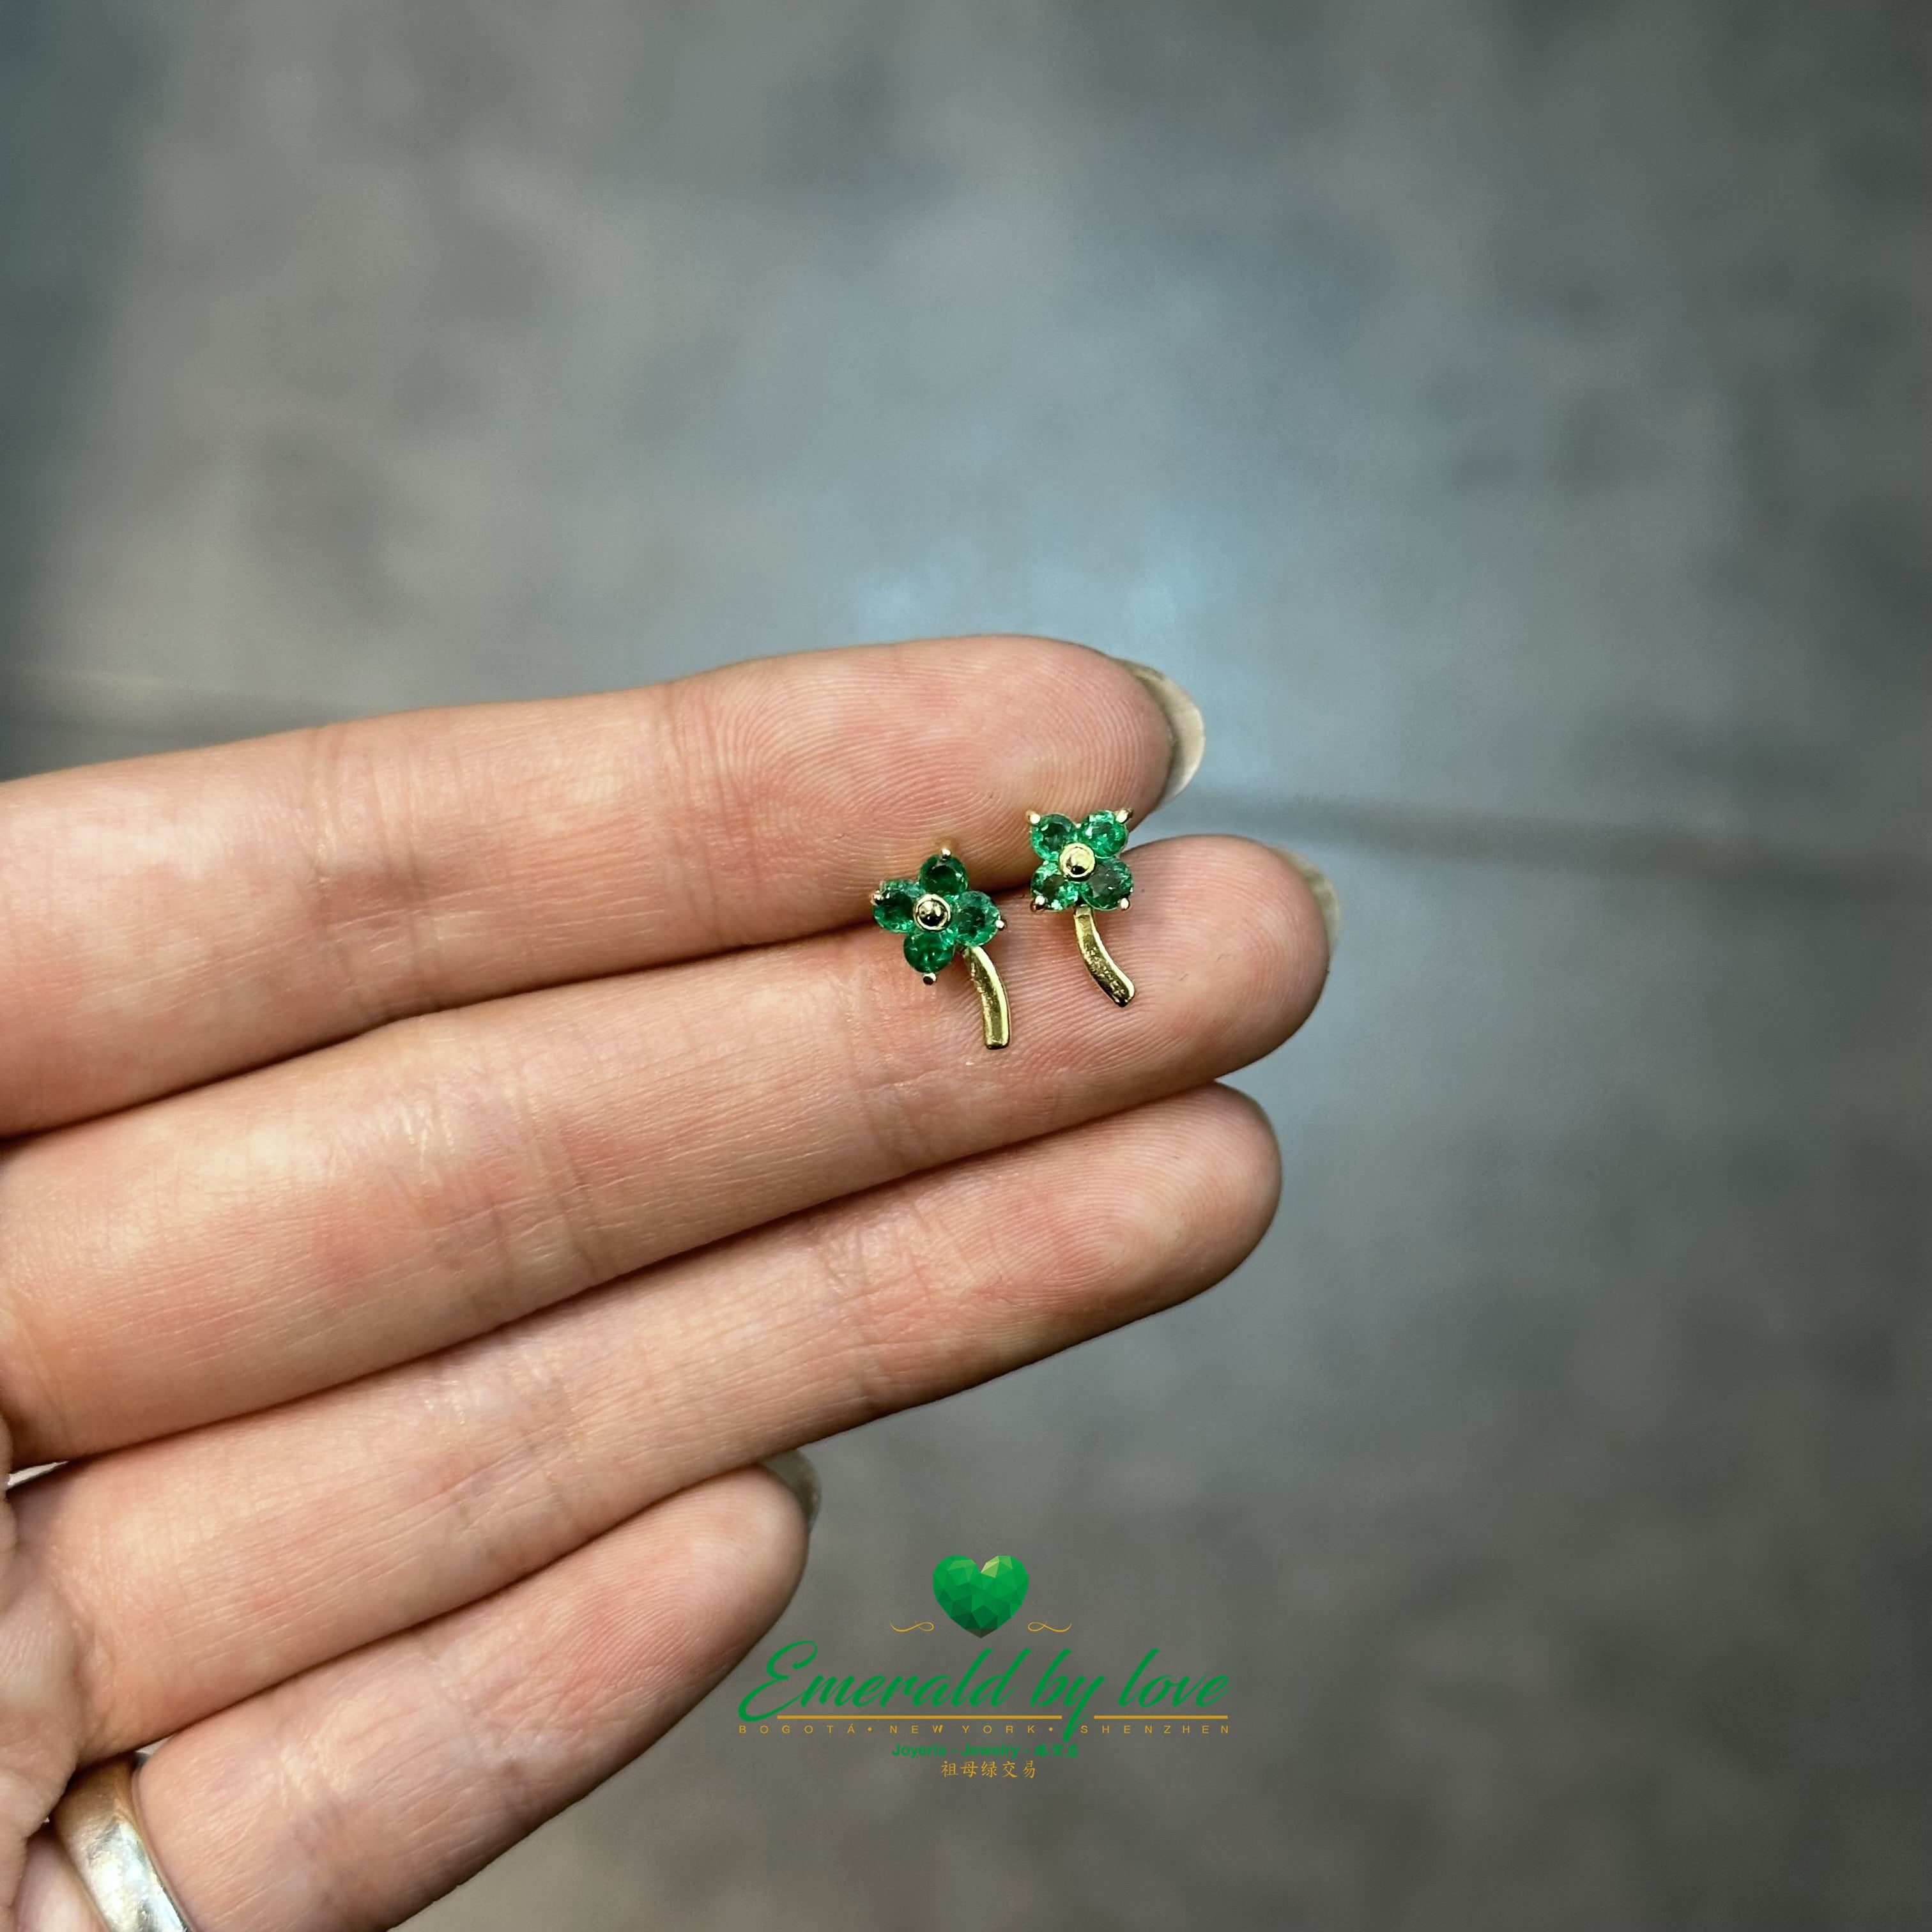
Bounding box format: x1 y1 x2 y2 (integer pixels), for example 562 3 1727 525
873 878 923 933
1083 857 1133 909
1030 813 1078 860
1032 861 1080 911
904 926 960 976
1081 811 1129 857
919 852 970 898
951 890 999 947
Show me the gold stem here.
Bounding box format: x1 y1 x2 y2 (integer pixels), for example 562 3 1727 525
1073 906 1135 1006
965 945 1011 1048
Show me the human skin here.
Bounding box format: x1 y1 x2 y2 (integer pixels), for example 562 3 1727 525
0 635 1328 1931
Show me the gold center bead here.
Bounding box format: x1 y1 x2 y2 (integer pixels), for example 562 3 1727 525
913 893 953 930
1059 842 1096 880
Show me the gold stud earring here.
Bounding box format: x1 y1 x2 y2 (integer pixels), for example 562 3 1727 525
1027 809 1135 1006
871 848 1011 1048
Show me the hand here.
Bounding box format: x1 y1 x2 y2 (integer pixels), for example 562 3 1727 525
0 636 1327 1931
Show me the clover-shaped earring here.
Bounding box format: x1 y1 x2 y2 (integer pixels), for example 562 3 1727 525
871 849 1011 1049
1027 809 1136 1006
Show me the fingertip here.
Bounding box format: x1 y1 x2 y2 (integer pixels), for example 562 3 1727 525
1129 1083 1283 1282
757 1448 822 1532
1118 836 1331 1066
1187 1083 1285 1269
1112 658 1208 806
1267 845 1341 957
1179 1076 1282 1176
1003 1087 1283 1337
1208 838 1333 1046
705 1466 811 1620
955 634 1180 841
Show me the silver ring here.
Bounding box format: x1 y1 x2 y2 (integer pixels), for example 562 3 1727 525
51 1756 198 1932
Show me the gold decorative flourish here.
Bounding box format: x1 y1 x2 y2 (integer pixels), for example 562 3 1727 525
889 1621 935 1633
1025 1621 1072 1633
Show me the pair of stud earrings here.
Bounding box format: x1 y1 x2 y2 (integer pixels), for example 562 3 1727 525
870 808 1137 1050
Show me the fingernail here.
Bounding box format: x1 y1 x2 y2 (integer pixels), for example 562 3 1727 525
1271 847 1341 954
1115 659 1206 807
760 1450 822 1529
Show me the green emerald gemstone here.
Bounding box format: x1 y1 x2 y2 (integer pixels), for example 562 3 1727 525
1080 810 1129 857
1032 861 1080 911
919 852 970 898
904 925 960 976
1082 856 1133 910
951 890 999 947
1030 813 1078 860
872 878 923 933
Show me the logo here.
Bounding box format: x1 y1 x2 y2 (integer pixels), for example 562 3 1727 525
732 1552 1230 1775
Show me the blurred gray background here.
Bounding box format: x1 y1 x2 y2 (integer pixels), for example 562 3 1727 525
4 2 1928 1927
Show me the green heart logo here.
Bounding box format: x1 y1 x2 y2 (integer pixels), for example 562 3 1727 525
931 1553 1030 1636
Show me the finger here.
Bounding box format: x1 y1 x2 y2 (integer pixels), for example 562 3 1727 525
0 636 1176 1134
1 836 1326 1460
0 1422 88 1931
19 1469 804 1932
24 1085 1279 1754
